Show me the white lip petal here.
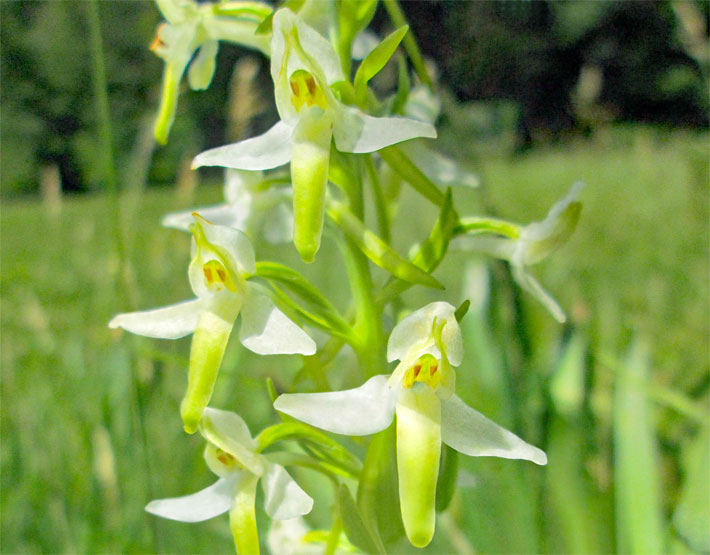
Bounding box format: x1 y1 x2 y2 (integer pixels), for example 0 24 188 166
441 394 548 466
274 375 396 436
261 463 314 520
109 299 204 339
145 476 236 522
239 287 316 356
192 121 294 171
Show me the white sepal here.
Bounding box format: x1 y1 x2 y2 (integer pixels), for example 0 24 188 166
274 375 396 436
261 463 314 520
145 475 237 522
108 298 203 339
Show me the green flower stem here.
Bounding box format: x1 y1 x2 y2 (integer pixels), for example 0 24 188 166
379 146 445 207
381 0 433 90
325 508 344 555
454 217 522 239
365 154 391 244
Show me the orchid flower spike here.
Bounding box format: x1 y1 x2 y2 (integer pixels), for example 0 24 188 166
162 169 293 244
146 408 313 554
456 182 584 322
109 215 315 433
192 8 437 262
151 0 272 144
274 301 547 548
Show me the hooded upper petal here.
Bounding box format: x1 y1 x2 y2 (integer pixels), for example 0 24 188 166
274 375 396 435
109 298 204 339
387 301 463 366
199 407 264 476
261 463 314 520
440 394 547 465
145 475 237 522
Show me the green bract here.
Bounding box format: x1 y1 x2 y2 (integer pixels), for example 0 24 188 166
456 181 584 322
151 0 272 144
274 301 547 548
109 215 315 433
192 8 437 262
145 408 313 554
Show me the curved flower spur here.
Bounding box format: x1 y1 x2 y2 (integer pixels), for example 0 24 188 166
273 301 546 548
146 408 313 554
192 8 437 263
109 215 315 433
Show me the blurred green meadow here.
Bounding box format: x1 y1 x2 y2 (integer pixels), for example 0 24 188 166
2 124 708 554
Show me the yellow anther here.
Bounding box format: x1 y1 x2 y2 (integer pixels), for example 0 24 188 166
402 354 441 390
289 69 328 112
202 260 237 293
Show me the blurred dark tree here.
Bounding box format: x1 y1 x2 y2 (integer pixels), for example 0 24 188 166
1 0 708 195
398 0 709 146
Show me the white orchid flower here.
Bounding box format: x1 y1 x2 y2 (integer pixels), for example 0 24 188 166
267 517 357 555
110 215 315 433
146 408 313 554
151 0 272 144
274 301 546 548
162 169 293 244
456 182 584 322
192 8 437 262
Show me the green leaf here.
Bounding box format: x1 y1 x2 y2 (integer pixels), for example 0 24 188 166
254 261 351 336
354 25 409 102
213 1 273 22
358 425 405 544
673 425 710 553
435 444 458 512
327 200 444 289
377 188 456 303
338 484 386 554
454 300 470 323
613 337 666 554
379 145 445 206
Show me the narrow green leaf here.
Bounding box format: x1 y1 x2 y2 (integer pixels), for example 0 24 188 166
255 421 362 475
254 261 351 335
265 377 278 403
358 425 405 544
327 199 444 289
379 145 445 206
455 216 522 239
454 300 470 323
212 1 273 22
255 0 303 34
614 337 665 554
354 25 409 102
673 425 710 553
435 444 458 512
377 188 456 303
338 484 386 554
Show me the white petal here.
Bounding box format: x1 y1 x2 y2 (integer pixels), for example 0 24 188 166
273 375 396 435
162 204 245 232
239 287 316 355
387 301 463 366
262 464 314 520
145 476 236 522
333 106 437 154
441 395 548 465
192 121 294 171
109 299 203 339
511 266 566 323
